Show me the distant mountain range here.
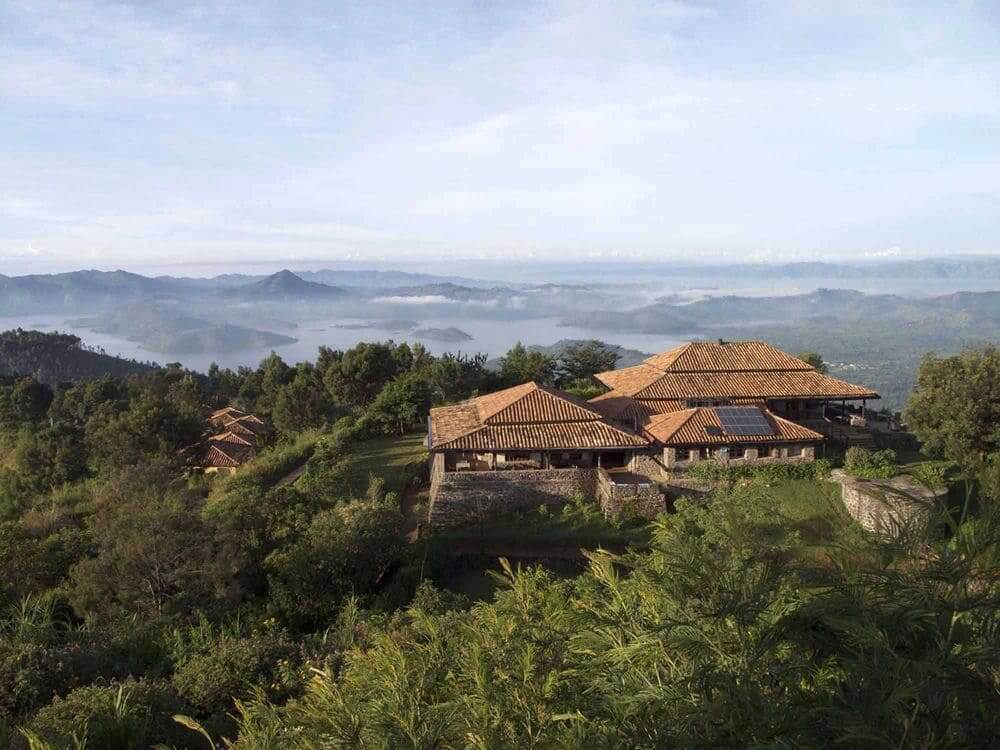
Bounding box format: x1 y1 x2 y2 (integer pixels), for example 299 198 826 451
0 268 453 314
5 256 1000 315
565 287 1000 334
229 269 348 301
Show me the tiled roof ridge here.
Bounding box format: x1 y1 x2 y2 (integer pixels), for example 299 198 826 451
643 340 814 373
643 408 698 443
766 411 825 441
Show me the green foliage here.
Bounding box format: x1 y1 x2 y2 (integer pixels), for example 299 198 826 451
4 335 999 747
905 345 1000 470
24 680 190 750
0 329 151 385
428 352 495 402
364 370 434 436
69 465 239 620
844 446 897 479
909 460 952 489
264 498 405 631
324 342 411 408
0 377 53 431
687 457 833 483
796 350 829 373
497 342 557 387
84 392 203 474
556 339 619 383
210 430 321 499
223 483 1000 747
271 364 334 435
171 627 297 718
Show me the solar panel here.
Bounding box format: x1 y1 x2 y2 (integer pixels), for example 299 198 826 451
714 406 776 436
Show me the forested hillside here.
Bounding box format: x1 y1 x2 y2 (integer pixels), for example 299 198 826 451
0 329 153 383
1 336 999 748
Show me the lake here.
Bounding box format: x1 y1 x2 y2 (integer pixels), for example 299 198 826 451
0 314 694 372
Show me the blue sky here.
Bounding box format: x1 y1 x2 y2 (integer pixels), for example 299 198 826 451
1 0 999 273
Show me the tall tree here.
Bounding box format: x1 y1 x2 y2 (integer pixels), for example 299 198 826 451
498 343 557 387
558 340 620 383
272 365 334 435
324 342 404 407
796 351 830 374
904 346 1000 467
69 465 239 619
430 352 494 402
367 371 434 435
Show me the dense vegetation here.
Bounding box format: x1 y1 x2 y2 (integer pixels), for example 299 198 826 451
0 330 153 384
1 334 999 748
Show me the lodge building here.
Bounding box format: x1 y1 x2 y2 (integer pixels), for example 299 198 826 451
181 406 271 473
427 340 878 525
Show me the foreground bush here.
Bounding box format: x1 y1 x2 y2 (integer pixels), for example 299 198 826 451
844 446 897 479
217 484 1000 748
23 679 190 749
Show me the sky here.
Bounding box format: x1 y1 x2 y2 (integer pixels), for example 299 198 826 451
1 0 999 274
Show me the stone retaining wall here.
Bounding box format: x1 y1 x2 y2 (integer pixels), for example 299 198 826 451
429 465 598 526
596 470 665 520
830 469 947 534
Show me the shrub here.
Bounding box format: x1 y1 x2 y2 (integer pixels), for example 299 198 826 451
24 679 191 750
264 498 405 630
687 458 832 484
910 461 952 490
172 631 297 716
844 447 897 479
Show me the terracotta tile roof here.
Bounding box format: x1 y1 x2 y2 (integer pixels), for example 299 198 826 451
429 381 647 451
588 392 656 421
209 431 254 447
222 416 269 437
435 421 648 451
209 406 248 425
643 341 813 373
187 441 256 469
631 370 878 401
643 406 824 446
592 363 665 394
186 406 269 469
594 340 878 401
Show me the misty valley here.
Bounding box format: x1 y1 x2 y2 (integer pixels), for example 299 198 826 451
6 258 1000 411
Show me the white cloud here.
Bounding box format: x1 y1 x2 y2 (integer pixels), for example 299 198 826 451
372 295 452 305
1 0 999 267
865 245 903 258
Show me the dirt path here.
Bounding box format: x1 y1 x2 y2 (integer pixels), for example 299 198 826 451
275 462 308 487
400 486 429 543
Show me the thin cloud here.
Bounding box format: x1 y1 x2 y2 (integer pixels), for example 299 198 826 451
0 0 998 267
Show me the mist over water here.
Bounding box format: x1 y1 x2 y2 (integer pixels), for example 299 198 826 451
0 313 692 372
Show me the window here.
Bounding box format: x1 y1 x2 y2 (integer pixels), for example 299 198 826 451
699 447 711 460
730 446 745 459
787 445 802 457
674 447 690 461
757 445 771 458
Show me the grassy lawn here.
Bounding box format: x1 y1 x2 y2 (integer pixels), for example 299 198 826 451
765 478 864 557
339 432 428 496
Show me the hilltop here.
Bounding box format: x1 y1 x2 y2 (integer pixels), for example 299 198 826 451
232 270 349 301
72 303 297 354
0 328 154 383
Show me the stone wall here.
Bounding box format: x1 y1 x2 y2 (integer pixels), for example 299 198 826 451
830 469 947 534
429 465 598 526
596 470 664 520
